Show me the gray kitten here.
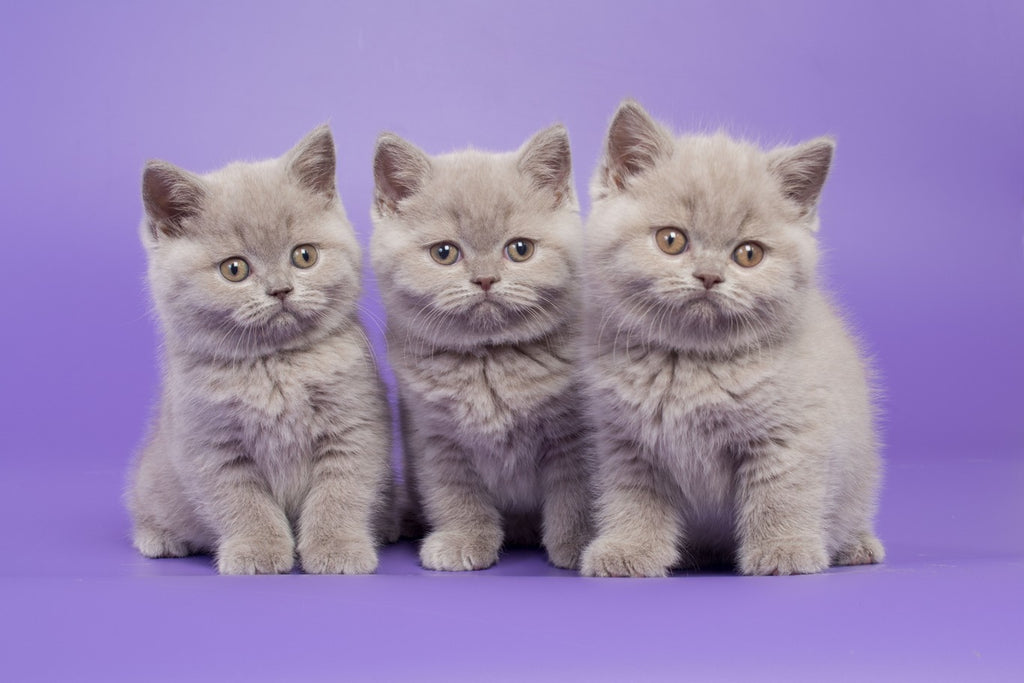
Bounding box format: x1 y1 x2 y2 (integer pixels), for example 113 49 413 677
128 126 394 575
370 125 592 571
580 101 884 577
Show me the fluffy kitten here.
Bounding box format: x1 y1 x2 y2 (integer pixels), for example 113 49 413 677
370 125 592 571
128 126 394 575
580 101 884 577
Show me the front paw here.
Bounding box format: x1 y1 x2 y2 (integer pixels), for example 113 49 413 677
544 532 590 570
420 529 501 571
580 535 674 578
217 535 295 575
832 534 885 567
740 539 829 576
133 524 191 559
300 535 378 575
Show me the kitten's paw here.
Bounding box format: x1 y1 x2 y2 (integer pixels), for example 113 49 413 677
217 536 295 575
544 532 590 570
740 539 829 576
300 536 379 575
419 530 501 571
580 536 673 578
133 525 190 558
833 534 885 566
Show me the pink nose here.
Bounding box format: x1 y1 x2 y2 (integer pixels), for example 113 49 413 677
694 273 723 290
474 277 496 292
268 286 293 299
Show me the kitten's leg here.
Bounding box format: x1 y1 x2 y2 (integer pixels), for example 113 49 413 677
540 426 594 570
831 449 885 567
194 451 295 575
297 429 388 575
129 437 197 558
374 474 402 546
417 438 503 571
580 440 680 578
396 475 426 540
735 440 830 576
396 395 426 540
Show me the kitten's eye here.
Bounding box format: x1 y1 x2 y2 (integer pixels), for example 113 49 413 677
219 257 250 282
430 242 460 265
733 242 765 268
655 227 687 255
291 244 319 269
505 238 535 262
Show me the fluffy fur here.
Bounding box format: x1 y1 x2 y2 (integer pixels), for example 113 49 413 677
370 125 593 571
580 101 884 577
128 125 395 575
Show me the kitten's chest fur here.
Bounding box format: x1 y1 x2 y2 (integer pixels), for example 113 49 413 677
400 339 574 442
397 337 575 508
598 345 788 463
595 345 791 539
173 334 366 510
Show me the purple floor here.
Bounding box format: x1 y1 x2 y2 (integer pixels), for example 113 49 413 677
2 452 1021 681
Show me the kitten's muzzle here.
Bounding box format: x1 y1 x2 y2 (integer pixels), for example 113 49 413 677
693 272 724 290
472 276 499 292
267 285 293 300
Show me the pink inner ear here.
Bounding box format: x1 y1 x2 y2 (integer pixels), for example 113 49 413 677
374 136 431 212
770 140 833 209
289 128 336 198
603 101 672 188
143 162 206 238
517 125 572 202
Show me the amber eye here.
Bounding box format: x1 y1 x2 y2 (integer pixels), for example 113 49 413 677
733 242 765 268
655 227 687 255
219 257 250 282
430 242 460 265
291 244 319 268
505 238 535 262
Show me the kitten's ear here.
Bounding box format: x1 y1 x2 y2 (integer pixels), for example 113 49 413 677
373 133 431 216
597 100 673 193
286 124 337 198
517 123 574 206
142 160 206 239
768 137 834 213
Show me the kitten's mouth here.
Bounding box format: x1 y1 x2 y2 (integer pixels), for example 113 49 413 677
471 294 503 309
266 304 302 326
677 291 729 325
684 290 720 307
464 296 509 328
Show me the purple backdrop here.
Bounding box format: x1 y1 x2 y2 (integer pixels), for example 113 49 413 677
1 1 1022 681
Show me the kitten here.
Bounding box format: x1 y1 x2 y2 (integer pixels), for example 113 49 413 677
128 125 395 575
580 101 884 577
370 125 592 571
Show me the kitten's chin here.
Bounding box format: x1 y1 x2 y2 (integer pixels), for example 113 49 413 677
607 293 785 357
681 294 722 320
465 299 510 330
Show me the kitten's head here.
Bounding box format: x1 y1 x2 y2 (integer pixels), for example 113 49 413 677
369 125 582 350
587 100 833 356
141 125 362 360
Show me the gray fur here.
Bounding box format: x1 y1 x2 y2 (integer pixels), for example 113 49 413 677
128 125 395 575
370 125 593 571
580 101 883 577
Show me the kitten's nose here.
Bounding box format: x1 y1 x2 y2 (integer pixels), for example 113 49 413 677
268 285 293 300
694 273 724 290
473 276 499 292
